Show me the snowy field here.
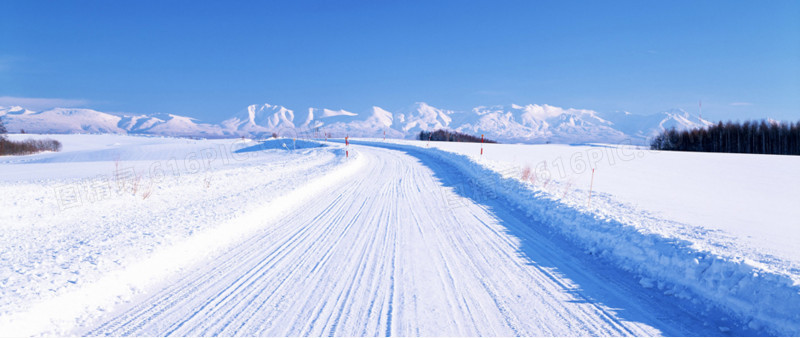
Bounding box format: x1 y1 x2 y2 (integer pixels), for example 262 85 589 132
0 134 798 336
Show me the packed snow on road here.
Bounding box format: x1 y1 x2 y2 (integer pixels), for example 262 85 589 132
0 134 797 336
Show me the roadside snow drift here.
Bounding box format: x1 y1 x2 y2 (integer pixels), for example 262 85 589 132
355 139 800 335
0 134 357 335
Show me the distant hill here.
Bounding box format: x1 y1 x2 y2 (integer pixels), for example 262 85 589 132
0 102 714 144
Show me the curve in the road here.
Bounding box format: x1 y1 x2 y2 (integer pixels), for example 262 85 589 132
86 144 730 336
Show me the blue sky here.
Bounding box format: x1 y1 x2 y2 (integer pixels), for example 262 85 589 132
1 0 798 122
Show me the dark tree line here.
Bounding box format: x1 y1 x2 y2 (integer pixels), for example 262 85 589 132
0 117 63 155
651 119 800 155
418 129 497 143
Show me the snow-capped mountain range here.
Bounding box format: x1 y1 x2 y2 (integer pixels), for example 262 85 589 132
0 102 713 144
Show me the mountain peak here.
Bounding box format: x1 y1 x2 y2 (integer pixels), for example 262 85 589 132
3 102 730 145
368 106 393 127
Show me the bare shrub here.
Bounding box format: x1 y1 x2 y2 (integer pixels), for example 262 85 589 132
520 166 531 182
131 174 142 195
0 138 62 156
142 179 153 200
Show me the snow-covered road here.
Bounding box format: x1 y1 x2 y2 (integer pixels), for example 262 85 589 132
84 144 730 336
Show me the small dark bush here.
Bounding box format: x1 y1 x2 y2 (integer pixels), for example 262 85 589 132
1 116 61 156
0 138 63 156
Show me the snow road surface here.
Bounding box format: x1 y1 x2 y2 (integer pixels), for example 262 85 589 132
85 143 729 336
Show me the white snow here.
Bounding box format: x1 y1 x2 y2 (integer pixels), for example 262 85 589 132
220 103 298 136
360 138 800 335
1 134 795 336
0 134 355 335
78 138 733 336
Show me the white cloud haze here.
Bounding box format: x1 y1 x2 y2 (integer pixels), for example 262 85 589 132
0 96 89 110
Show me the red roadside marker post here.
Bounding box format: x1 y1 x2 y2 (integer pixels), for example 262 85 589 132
345 135 349 158
480 134 484 157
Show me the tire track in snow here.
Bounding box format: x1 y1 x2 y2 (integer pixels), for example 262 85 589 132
86 144 723 336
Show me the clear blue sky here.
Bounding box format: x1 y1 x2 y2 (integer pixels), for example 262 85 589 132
2 0 798 122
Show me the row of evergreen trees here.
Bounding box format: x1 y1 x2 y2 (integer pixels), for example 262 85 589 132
418 129 497 143
650 120 800 155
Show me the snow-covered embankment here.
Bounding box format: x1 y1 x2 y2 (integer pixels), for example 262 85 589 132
0 135 362 336
356 140 800 335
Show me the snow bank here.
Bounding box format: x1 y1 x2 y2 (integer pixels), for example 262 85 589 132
355 140 800 336
0 134 360 335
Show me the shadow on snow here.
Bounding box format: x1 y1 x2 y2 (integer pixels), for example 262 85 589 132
354 140 764 337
